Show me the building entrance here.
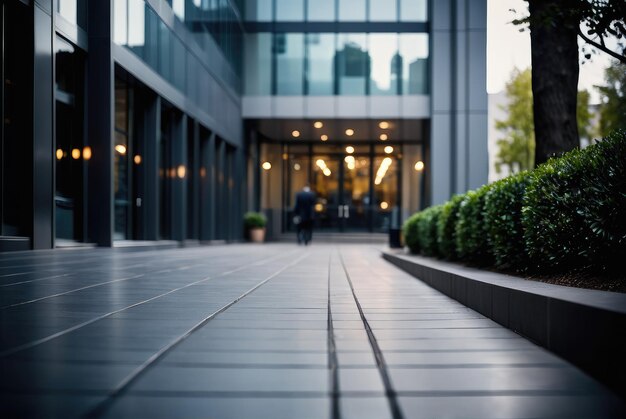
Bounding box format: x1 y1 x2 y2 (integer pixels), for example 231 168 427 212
284 144 400 233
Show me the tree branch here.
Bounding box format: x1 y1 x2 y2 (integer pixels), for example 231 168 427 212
578 29 626 64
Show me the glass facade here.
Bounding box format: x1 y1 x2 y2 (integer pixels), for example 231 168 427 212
245 0 427 22
245 33 428 96
114 0 242 92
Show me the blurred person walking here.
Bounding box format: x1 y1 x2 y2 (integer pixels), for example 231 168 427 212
293 185 316 245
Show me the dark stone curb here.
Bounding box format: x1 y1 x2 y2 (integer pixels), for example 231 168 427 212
382 250 626 399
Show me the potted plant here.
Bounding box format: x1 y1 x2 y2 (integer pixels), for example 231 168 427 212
244 212 267 243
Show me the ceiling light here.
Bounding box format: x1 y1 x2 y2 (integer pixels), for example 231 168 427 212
71 149 81 160
379 134 388 141
380 201 389 210
379 121 390 129
177 165 186 179
321 135 328 141
313 121 323 129
292 130 300 138
82 147 92 160
414 161 425 171
345 129 354 136
56 149 64 160
262 161 272 170
345 146 355 154
294 163 301 171
384 146 394 154
134 155 142 165
115 144 127 155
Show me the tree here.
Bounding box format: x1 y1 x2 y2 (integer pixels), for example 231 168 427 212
596 60 626 136
496 68 594 173
495 69 535 174
513 0 626 164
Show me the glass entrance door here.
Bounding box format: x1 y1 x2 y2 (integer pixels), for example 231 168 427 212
284 143 400 233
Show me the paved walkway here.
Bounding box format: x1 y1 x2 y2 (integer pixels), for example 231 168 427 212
0 244 624 418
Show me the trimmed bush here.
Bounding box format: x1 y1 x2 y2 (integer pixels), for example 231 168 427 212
484 172 532 270
243 212 267 229
402 212 421 254
416 205 443 257
455 183 493 264
523 130 626 273
437 194 465 260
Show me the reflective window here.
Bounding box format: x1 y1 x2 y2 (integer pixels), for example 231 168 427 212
400 0 428 22
369 34 398 95
245 0 273 21
57 0 87 28
307 0 335 21
114 0 128 45
369 0 396 21
337 34 368 95
275 33 304 95
276 0 304 20
399 34 429 94
306 33 335 95
339 0 365 21
245 33 273 95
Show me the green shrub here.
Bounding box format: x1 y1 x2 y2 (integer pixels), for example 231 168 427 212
402 212 421 254
456 183 493 264
416 205 443 257
484 172 532 270
243 212 267 229
522 130 626 273
437 194 465 260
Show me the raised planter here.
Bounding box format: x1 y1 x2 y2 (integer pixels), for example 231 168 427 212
383 250 626 399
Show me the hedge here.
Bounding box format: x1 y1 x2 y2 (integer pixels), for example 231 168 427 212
402 129 626 276
437 194 464 260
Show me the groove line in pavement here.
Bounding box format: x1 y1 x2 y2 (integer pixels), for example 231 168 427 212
86 251 310 418
327 253 341 419
0 250 300 358
339 250 405 419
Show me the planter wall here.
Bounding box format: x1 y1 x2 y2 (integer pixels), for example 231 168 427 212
383 251 626 399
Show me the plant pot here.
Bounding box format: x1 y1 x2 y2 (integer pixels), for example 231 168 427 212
249 227 266 243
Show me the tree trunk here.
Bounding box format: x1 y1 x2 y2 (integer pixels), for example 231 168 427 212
527 0 580 165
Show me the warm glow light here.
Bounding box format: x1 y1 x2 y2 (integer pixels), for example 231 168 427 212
379 121 390 129
134 155 142 165
315 203 324 212
294 163 301 171
345 146 355 154
262 161 272 170
115 144 127 155
200 167 207 178
380 201 389 210
344 155 356 170
292 130 300 138
316 159 326 168
313 121 323 129
83 147 92 160
282 153 289 160
323 168 331 176
321 135 328 141
414 161 425 171
384 146 394 154
177 165 186 179
345 129 354 136
380 134 388 141
56 149 64 160
375 157 394 185
71 148 81 159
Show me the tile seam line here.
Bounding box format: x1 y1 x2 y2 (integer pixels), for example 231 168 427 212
84 251 311 419
338 248 405 419
0 249 301 358
327 252 341 419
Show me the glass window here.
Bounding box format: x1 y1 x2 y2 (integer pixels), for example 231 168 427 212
369 34 398 95
336 34 368 95
275 0 304 20
399 34 429 94
245 0 273 21
172 36 186 91
400 0 427 22
58 0 87 28
306 33 335 95
114 0 128 45
158 21 172 82
275 33 304 95
369 0 396 21
339 0 365 21
307 0 335 21
244 33 273 95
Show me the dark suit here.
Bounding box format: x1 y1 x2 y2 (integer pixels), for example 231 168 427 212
294 189 316 245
